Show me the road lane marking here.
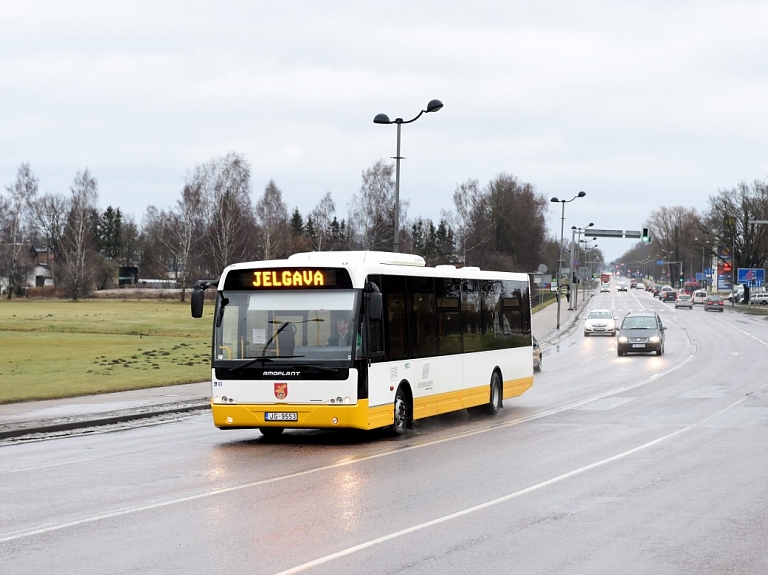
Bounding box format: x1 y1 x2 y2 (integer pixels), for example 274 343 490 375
4 458 92 474
0 341 698 544
272 397 748 575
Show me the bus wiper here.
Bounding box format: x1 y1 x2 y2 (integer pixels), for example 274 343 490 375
294 363 340 373
229 355 306 373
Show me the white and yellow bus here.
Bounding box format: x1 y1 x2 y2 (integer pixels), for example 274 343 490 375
191 251 534 436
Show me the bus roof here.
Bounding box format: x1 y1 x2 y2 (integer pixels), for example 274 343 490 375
219 251 529 288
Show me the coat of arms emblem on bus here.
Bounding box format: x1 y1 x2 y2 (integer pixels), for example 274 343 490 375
274 383 288 400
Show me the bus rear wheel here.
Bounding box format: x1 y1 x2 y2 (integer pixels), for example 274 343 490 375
259 427 284 438
483 372 503 415
392 387 410 436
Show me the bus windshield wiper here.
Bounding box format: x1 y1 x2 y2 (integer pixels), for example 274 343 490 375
293 363 340 373
229 355 306 373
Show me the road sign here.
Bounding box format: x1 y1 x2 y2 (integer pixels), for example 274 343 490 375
590 229 623 238
737 268 765 287
656 260 664 265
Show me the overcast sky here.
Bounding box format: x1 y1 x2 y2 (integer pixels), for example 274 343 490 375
3 0 767 264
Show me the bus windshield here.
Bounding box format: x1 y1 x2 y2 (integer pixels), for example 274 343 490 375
214 289 359 364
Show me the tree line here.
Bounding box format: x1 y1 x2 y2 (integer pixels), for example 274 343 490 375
0 153 551 300
616 180 768 284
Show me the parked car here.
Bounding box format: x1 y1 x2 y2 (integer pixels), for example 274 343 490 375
728 285 745 303
675 294 693 309
533 336 542 371
584 309 617 336
692 290 707 304
748 291 768 305
704 295 725 312
617 311 666 356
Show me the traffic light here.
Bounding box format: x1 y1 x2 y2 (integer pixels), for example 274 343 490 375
641 227 651 243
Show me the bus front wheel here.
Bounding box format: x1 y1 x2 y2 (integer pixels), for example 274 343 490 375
483 372 503 416
392 387 410 436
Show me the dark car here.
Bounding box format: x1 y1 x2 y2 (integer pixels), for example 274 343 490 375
661 287 677 302
704 295 725 312
617 311 666 356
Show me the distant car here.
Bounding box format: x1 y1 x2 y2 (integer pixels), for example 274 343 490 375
617 311 666 356
629 280 638 289
748 291 768 305
600 283 610 293
728 286 744 303
635 282 645 289
617 282 628 292
704 295 725 312
660 286 677 302
675 294 693 309
584 309 617 336
692 290 707 304
533 336 542 371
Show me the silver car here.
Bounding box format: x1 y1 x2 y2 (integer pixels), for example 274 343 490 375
584 309 617 336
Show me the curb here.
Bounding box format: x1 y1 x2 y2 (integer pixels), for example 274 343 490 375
0 399 210 440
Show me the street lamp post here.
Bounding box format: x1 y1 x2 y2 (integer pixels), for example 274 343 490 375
579 236 596 298
550 191 586 329
570 222 594 310
374 99 444 252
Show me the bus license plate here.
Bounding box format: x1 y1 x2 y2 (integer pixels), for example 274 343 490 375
265 412 298 421
631 343 646 348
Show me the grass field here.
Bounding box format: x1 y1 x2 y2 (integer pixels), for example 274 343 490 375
0 299 214 404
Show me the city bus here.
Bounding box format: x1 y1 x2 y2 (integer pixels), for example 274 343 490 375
191 251 534 437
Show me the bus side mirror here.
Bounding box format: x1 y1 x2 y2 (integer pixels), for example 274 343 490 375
191 287 205 318
368 291 382 321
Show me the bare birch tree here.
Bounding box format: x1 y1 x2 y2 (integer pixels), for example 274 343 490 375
2 163 39 298
348 160 403 250
446 178 489 266
59 169 99 300
254 179 289 260
309 191 336 251
190 152 254 275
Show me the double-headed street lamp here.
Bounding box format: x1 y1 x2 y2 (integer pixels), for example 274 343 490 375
550 191 586 329
374 99 444 252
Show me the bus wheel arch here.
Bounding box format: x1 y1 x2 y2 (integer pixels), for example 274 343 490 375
392 382 413 436
483 369 503 416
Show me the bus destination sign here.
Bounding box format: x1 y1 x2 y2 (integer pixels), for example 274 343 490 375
223 268 353 290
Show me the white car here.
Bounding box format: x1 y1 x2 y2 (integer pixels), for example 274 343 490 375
749 291 768 305
584 309 617 336
692 290 707 304
600 283 610 292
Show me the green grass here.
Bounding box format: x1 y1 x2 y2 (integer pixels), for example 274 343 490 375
0 299 213 404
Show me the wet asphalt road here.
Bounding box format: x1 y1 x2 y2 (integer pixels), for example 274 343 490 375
2 290 768 575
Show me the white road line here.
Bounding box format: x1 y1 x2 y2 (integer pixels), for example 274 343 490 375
273 397 748 575
0 343 697 544
4 458 92 474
